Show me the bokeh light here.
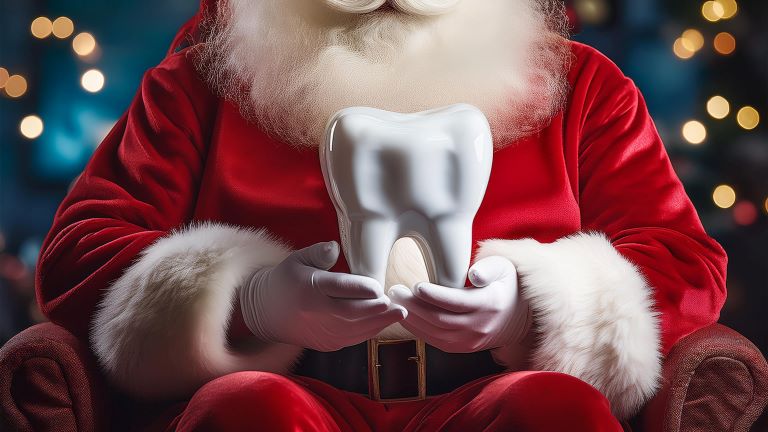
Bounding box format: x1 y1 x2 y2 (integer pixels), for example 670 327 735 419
681 29 705 52
714 32 736 55
0 68 9 88
574 0 610 25
673 38 695 59
81 69 105 93
707 96 730 119
19 115 44 139
736 106 760 130
764 197 768 215
682 120 707 144
4 75 28 98
31 17 53 39
52 17 75 39
713 185 737 209
702 1 725 21
72 33 97 57
717 0 738 19
733 201 757 226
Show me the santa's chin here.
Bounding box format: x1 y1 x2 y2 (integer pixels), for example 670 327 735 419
197 0 570 148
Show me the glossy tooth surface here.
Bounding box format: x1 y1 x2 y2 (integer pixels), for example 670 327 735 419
321 104 493 288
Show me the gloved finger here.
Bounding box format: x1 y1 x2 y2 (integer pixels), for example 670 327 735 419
313 271 384 299
399 312 463 349
388 285 443 319
337 307 408 341
309 321 352 352
468 256 516 287
389 285 471 330
411 282 488 313
327 297 393 320
292 241 340 270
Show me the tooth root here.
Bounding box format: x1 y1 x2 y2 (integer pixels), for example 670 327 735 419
344 218 399 288
421 216 474 288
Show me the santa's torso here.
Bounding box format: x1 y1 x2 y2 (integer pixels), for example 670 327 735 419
193 70 585 267
184 43 598 392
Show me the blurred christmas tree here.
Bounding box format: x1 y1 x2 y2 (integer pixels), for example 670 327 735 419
569 0 767 355
0 0 196 340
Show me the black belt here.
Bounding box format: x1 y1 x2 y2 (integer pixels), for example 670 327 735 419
292 340 504 401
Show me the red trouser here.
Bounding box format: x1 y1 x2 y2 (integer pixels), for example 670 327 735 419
165 371 623 431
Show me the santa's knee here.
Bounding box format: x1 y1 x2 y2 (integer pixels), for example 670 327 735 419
486 372 621 431
176 371 325 432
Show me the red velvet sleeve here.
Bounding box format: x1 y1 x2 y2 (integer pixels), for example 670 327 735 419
35 52 216 338
572 46 728 355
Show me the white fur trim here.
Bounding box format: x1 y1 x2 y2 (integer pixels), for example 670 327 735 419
91 222 302 399
476 232 661 420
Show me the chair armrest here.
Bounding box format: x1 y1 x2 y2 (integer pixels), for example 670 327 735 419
642 323 768 432
0 322 108 432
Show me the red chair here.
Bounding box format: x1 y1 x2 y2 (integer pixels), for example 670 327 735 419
1 321 767 431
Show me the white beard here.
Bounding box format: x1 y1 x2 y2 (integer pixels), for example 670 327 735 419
196 0 571 148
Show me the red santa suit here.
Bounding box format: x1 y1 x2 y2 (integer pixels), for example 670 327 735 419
35 2 727 431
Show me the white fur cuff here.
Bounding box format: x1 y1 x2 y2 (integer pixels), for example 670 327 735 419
91 222 302 399
476 232 661 419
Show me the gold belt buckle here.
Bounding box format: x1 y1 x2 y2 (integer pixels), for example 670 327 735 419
368 338 426 402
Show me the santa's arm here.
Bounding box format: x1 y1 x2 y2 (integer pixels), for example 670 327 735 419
36 52 301 400
477 49 727 419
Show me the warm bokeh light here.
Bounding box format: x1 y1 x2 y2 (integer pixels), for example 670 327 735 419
673 38 695 60
52 17 74 39
574 0 610 25
0 68 9 89
702 1 725 21
681 29 705 52
19 115 44 139
72 32 97 56
682 120 707 144
764 197 768 215
736 106 760 130
713 185 737 209
31 17 53 39
4 75 28 98
81 69 105 93
733 201 757 226
717 0 738 19
714 32 736 55
707 96 730 119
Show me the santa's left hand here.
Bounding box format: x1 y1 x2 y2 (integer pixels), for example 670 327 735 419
388 256 530 353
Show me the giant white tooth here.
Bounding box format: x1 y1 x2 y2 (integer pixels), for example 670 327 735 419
320 104 493 289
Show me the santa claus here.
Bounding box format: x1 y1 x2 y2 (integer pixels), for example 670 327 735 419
36 0 727 430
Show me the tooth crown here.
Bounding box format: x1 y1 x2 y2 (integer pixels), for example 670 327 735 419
321 104 493 289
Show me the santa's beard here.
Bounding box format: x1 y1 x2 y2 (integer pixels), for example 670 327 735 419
196 0 571 148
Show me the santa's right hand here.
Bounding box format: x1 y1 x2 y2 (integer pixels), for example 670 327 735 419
239 241 407 351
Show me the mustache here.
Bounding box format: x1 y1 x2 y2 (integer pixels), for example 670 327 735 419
323 0 461 15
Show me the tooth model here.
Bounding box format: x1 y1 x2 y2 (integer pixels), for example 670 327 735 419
320 104 493 289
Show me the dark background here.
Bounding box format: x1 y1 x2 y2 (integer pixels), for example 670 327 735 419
1 0 766 419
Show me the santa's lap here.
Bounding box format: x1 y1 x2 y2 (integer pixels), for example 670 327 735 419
167 371 622 432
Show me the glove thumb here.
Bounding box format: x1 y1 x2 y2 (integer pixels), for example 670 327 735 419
292 241 340 270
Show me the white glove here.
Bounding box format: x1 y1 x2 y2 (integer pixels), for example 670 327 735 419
240 241 407 352
388 256 530 353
